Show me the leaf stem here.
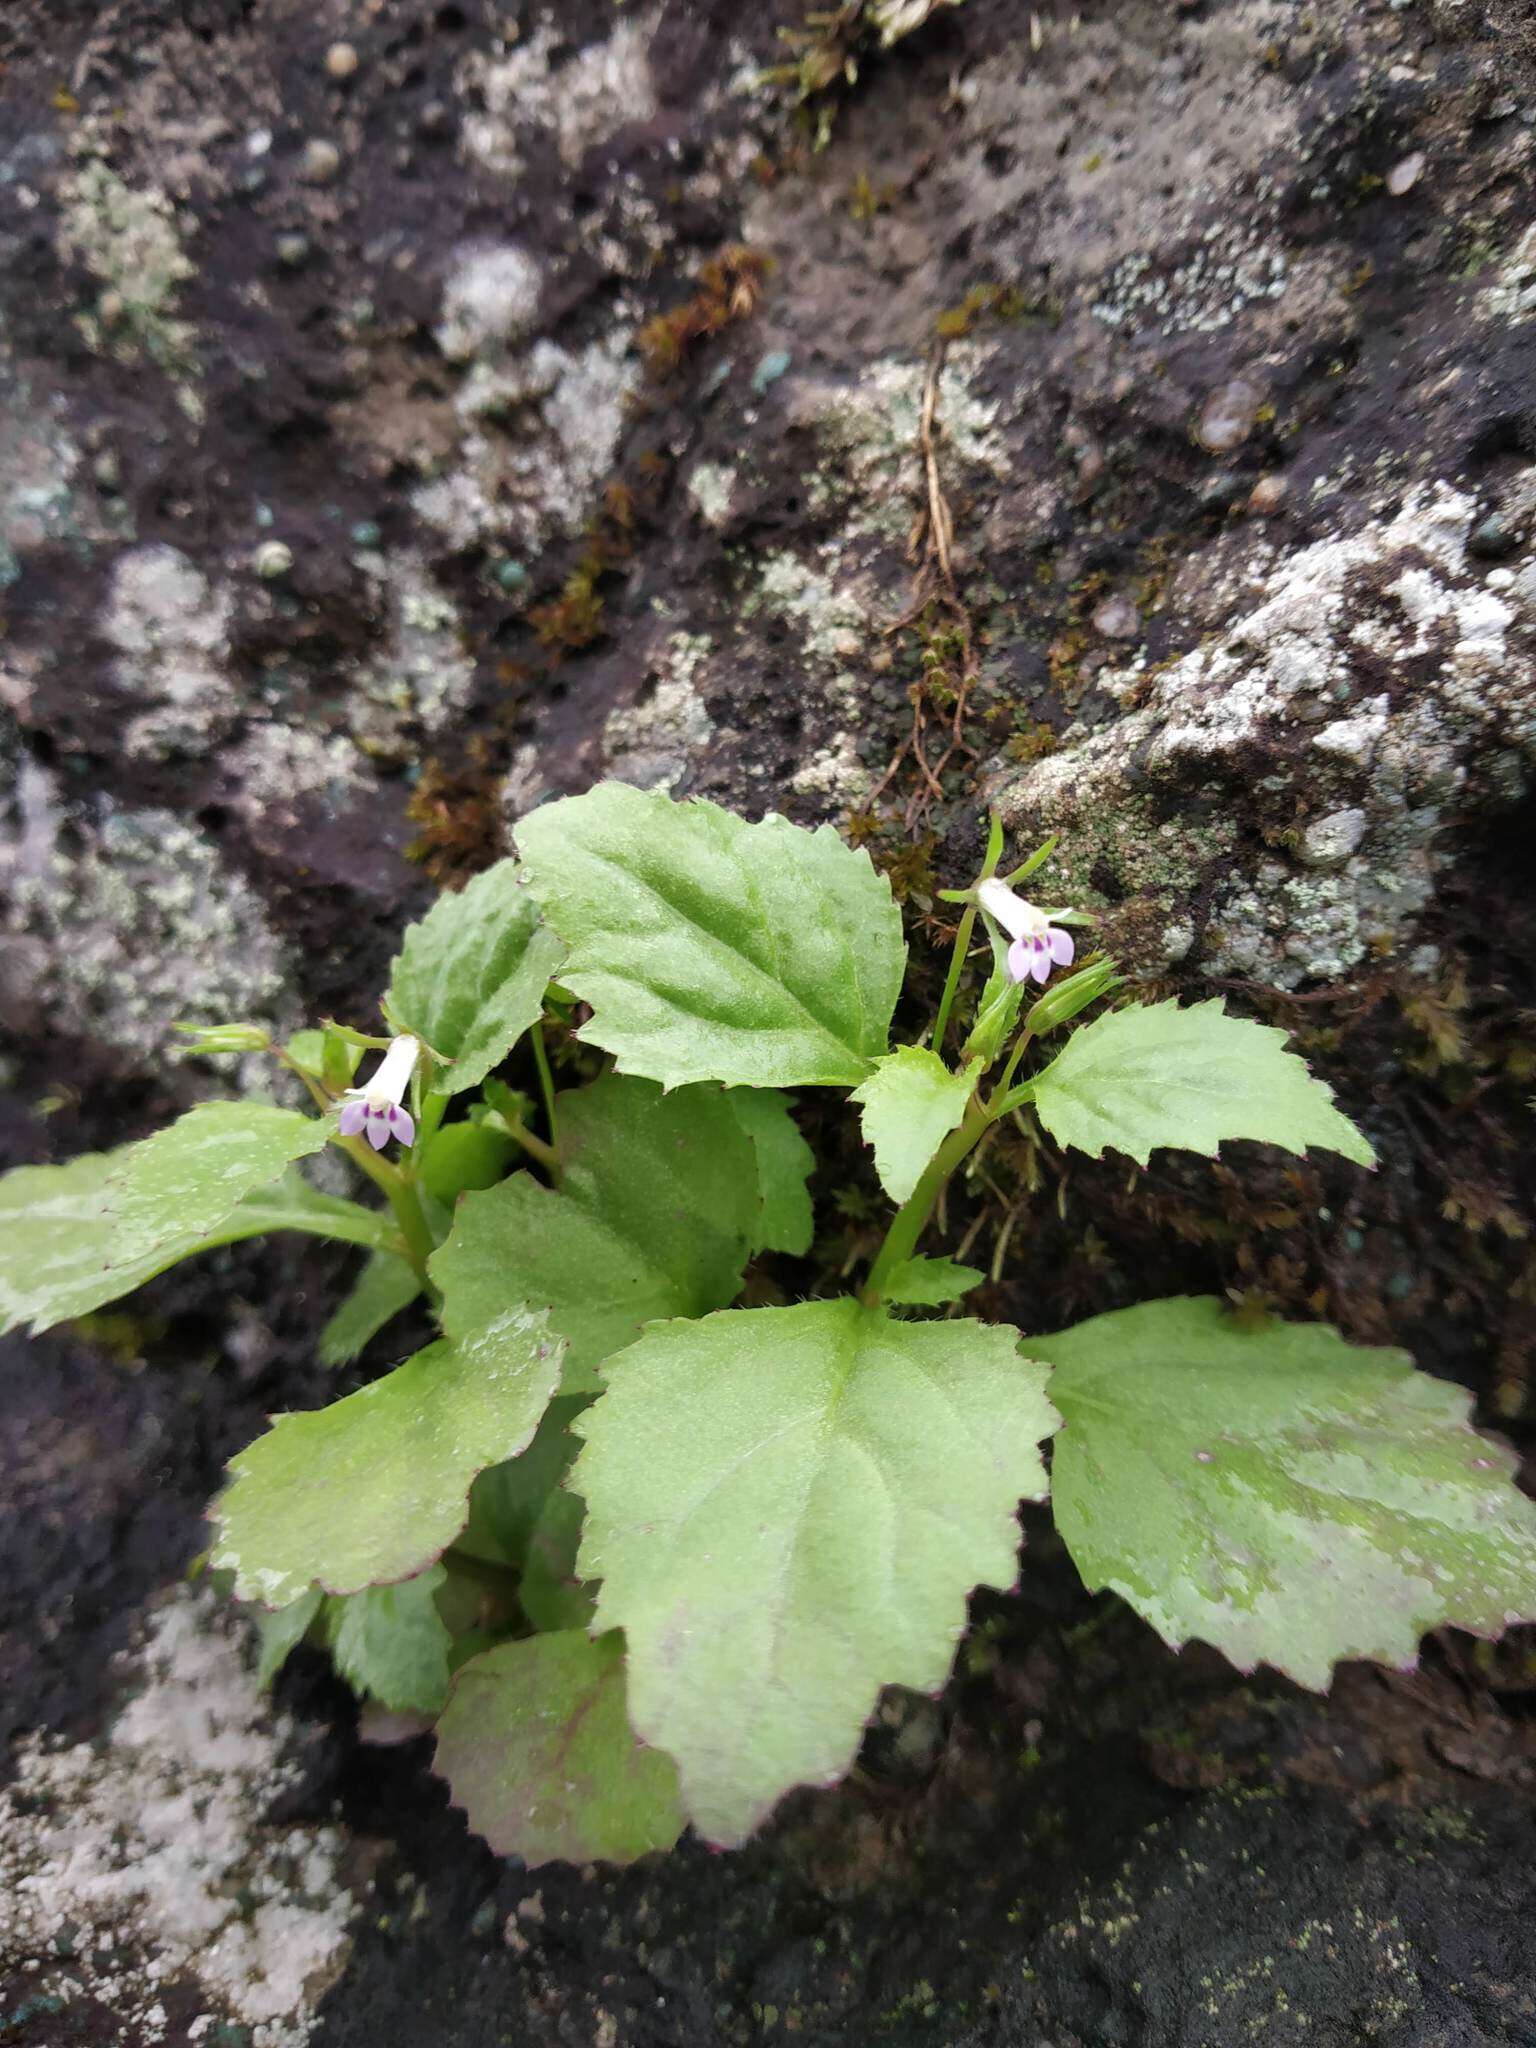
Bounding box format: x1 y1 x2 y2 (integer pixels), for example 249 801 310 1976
931 906 977 1061
988 1026 1035 1109
499 1115 561 1178
530 1022 561 1181
280 1047 439 1284
931 810 1004 1059
862 1096 994 1305
339 1138 438 1284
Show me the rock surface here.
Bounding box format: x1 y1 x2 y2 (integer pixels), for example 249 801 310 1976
3 0 1535 2041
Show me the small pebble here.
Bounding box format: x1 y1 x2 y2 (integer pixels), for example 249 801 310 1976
1197 474 1249 514
495 559 530 593
1468 512 1517 561
418 101 452 140
252 540 294 580
1091 593 1141 639
300 138 342 185
351 519 383 549
1300 807 1368 868
1248 473 1289 517
1386 150 1425 195
98 288 125 327
325 42 359 81
1195 377 1263 454
276 232 311 268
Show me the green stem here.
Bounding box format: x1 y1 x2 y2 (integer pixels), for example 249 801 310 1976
989 1026 1035 1110
931 904 977 1060
338 1136 437 1283
500 1115 560 1177
281 1047 439 1283
931 810 1005 1058
863 1097 993 1304
530 1022 561 1185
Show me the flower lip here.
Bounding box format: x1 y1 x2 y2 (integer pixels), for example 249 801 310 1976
977 879 1076 986
340 1034 421 1151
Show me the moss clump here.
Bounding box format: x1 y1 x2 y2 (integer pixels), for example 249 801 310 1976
636 247 772 381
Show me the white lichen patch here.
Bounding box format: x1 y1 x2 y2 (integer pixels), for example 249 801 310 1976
0 374 87 589
1004 479 1536 987
1092 226 1289 335
227 720 372 825
57 153 202 416
0 1588 357 2046
461 13 659 178
414 331 636 555
349 555 476 758
802 347 1006 531
0 747 296 1062
436 243 545 363
1479 221 1536 327
752 550 870 667
105 544 237 760
791 730 869 810
688 459 738 530
604 632 715 792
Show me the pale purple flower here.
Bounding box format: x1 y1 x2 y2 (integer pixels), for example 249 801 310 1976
339 1034 420 1151
976 877 1076 987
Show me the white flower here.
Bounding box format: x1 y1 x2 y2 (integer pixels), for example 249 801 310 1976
976 878 1076 987
339 1034 420 1151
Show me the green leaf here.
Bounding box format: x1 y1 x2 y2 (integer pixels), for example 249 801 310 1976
432 1073 759 1395
386 857 565 1096
514 784 906 1089
882 1255 984 1306
104 1102 334 1259
1035 1296 1536 1689
0 1107 338 1336
326 1565 453 1715
1027 999 1375 1168
230 1171 397 1253
520 1484 597 1632
573 1298 1058 1845
285 1029 329 1075
434 1631 684 1866
319 1251 422 1367
211 1316 564 1607
724 1088 815 1256
255 1587 324 1687
460 1397 589 1569
851 1048 978 1205
387 867 564 1099
417 1121 518 1205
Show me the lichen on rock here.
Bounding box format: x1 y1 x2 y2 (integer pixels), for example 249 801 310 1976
57 148 202 417
414 329 637 557
458 12 661 178
603 629 715 793
0 735 295 1062
104 543 237 762
0 1588 356 2047
997 480 1536 986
